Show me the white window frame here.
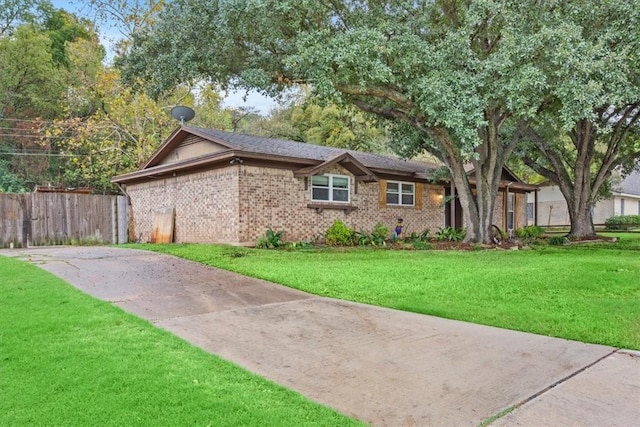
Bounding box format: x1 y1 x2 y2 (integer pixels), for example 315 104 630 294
506 193 515 231
311 174 350 203
386 181 415 206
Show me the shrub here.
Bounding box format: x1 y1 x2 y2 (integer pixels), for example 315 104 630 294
435 226 466 242
549 235 569 246
256 237 269 249
405 228 430 243
353 230 372 246
605 215 640 230
284 241 313 250
515 225 545 240
371 223 388 245
325 219 354 246
256 228 284 248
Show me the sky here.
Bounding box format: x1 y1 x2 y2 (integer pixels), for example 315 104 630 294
50 0 278 115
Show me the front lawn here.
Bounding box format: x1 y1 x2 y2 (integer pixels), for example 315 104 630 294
0 256 361 426
132 233 640 350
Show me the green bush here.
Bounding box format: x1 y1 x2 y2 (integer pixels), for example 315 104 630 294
256 228 284 248
515 225 545 240
284 241 313 250
405 228 431 243
605 215 640 230
325 219 354 246
371 223 388 245
435 226 466 242
549 236 569 246
352 230 372 246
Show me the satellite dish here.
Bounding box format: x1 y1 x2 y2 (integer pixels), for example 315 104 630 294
170 106 196 124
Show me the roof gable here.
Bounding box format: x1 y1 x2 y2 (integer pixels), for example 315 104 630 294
142 127 239 169
145 126 438 175
294 152 378 182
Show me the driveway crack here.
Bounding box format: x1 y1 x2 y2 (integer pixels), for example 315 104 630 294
479 348 620 426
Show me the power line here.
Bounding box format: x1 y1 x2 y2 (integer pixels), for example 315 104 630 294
0 152 78 157
0 117 55 124
0 133 55 138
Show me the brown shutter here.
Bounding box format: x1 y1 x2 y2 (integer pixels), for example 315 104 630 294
503 191 507 229
514 193 519 229
379 180 387 207
415 183 423 209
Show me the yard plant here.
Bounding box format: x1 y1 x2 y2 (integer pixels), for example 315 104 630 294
0 256 361 426
134 233 640 350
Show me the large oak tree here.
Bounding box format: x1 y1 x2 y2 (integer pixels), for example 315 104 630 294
516 2 640 238
118 0 639 242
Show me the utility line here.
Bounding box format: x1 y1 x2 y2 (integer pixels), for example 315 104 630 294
0 117 55 124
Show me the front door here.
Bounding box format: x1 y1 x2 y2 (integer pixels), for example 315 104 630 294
444 187 463 229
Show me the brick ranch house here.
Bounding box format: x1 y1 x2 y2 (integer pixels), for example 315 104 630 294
111 126 536 245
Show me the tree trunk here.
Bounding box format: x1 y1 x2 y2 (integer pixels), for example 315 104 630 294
434 111 508 244
561 172 596 239
444 149 499 244
567 202 595 238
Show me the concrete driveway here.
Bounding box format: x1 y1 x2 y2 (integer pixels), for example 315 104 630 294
3 246 638 426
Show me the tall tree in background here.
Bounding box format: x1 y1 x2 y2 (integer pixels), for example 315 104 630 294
240 92 390 154
516 2 640 238
0 3 104 190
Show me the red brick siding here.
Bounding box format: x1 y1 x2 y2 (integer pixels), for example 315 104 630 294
238 164 444 244
126 168 240 243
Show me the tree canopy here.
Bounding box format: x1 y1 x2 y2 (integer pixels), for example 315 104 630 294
118 0 640 241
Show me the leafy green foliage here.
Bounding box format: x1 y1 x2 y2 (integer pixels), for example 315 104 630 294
325 219 354 246
549 236 569 246
512 1 640 238
352 230 372 246
266 227 284 248
256 227 284 248
515 225 545 240
371 223 388 245
605 215 640 230
435 227 466 242
125 0 626 242
0 159 26 192
404 228 432 249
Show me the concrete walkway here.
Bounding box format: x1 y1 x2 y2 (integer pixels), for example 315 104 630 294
2 246 638 426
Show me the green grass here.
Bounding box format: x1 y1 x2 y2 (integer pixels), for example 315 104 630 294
0 256 362 426
130 233 640 350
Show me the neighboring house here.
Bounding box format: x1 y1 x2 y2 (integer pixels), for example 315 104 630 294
112 126 535 245
527 170 640 227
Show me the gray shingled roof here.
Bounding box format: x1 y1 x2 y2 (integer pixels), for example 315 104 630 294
616 170 640 196
187 126 439 174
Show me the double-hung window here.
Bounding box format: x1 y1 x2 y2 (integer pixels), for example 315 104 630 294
312 174 350 203
506 193 515 230
386 181 415 206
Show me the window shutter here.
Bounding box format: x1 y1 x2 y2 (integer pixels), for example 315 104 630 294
513 193 518 231
415 183 423 209
379 180 387 207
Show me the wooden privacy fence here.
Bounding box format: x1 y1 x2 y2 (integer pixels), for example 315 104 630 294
0 193 128 248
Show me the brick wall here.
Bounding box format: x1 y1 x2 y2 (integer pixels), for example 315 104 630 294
238 164 444 244
127 163 532 245
126 167 240 243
